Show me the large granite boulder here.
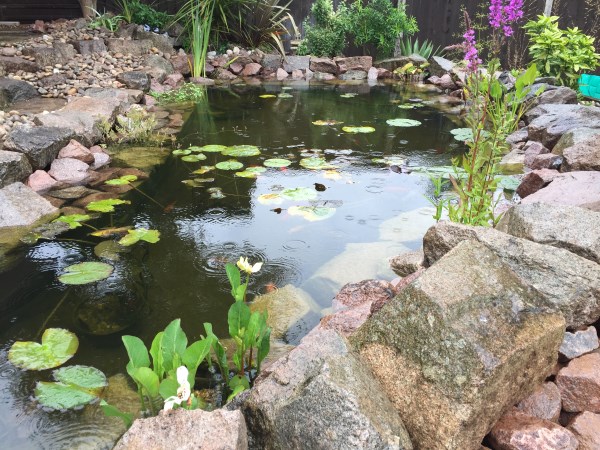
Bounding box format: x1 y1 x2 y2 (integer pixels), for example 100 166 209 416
114 408 248 450
0 150 32 188
351 240 565 450
497 203 600 264
143 54 174 82
71 39 107 55
428 56 455 77
61 95 122 124
0 77 38 107
48 158 90 185
34 110 102 147
521 171 600 212
309 57 337 74
3 126 74 170
133 28 176 54
422 221 600 328
0 56 39 73
84 87 144 106
116 71 151 92
282 56 310 73
0 182 58 228
551 127 600 172
241 327 413 450
334 56 372 73
106 38 152 57
22 43 76 67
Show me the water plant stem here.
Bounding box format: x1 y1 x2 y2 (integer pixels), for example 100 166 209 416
59 238 98 246
37 290 69 339
131 185 165 209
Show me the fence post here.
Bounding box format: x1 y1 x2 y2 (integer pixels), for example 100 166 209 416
544 0 553 15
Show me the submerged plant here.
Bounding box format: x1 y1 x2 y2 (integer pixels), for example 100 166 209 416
150 83 207 103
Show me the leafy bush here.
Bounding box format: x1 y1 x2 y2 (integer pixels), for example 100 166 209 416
119 0 171 30
524 15 599 88
399 36 443 59
297 0 346 57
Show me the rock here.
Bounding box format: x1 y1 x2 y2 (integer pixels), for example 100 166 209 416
0 56 39 73
560 327 599 360
34 110 102 147
319 302 373 337
283 55 310 73
189 76 215 86
428 56 455 77
71 39 107 55
48 158 90 185
261 54 283 71
389 250 424 277
142 54 174 82
334 56 372 73
525 104 600 149
133 28 176 54
116 71 151 92
368 67 378 80
47 186 99 200
26 170 58 192
106 38 152 57
32 20 45 33
275 68 288 80
515 382 562 422
0 77 38 107
530 153 562 170
376 67 392 79
498 147 525 174
291 69 303 79
229 62 244 74
552 127 600 172
523 141 550 167
374 57 413 72
106 146 170 170
556 353 600 413
62 95 121 124
313 71 336 81
352 240 565 450
422 222 600 328
57 140 94 164
497 203 600 264
567 411 600 450
507 128 529 146
37 73 67 88
522 171 600 212
0 150 32 188
3 126 73 170
241 327 413 450
498 71 516 91
332 279 395 311
515 169 560 198
309 57 337 74
535 86 578 106
22 42 76 67
84 87 144 106
213 68 237 81
489 410 578 450
241 63 262 77
0 182 58 228
437 73 458 90
409 54 427 65
338 70 367 81
114 408 248 450
170 54 191 75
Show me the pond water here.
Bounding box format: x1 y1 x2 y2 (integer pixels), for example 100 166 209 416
0 82 465 449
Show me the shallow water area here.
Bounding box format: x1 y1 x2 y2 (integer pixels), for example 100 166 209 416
0 82 465 448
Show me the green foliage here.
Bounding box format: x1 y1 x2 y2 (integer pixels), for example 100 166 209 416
118 228 161 246
524 15 599 88
297 0 345 57
150 83 207 104
89 10 123 32
115 107 157 144
35 366 107 410
398 36 442 59
58 262 114 285
8 328 79 371
120 0 171 30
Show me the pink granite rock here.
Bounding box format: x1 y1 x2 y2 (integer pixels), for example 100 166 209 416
556 352 600 413
27 170 58 193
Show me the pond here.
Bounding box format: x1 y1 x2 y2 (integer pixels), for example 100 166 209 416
0 82 465 449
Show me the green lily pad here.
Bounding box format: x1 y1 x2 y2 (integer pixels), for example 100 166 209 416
372 156 407 165
386 119 422 127
312 120 343 126
182 179 207 187
278 93 293 98
118 228 160 246
53 365 107 391
53 214 92 230
299 157 337 170
257 193 283 205
187 146 204 152
340 93 357 98
288 205 336 221
222 145 261 157
181 154 207 162
34 365 107 410
246 166 267 173
94 240 125 261
450 128 473 141
235 170 258 178
207 187 226 199
105 175 138 186
264 158 292 168
172 149 192 156
342 126 376 133
58 262 114 285
192 166 215 175
86 199 131 213
216 160 244 171
397 104 415 109
199 145 228 153
281 187 318 201
8 328 79 371
259 94 276 98
282 86 292 90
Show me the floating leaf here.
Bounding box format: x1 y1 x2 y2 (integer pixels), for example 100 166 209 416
264 158 292 168
8 328 79 371
246 166 267 173
192 166 215 175
235 170 258 178
281 187 318 201
181 154 207 162
105 175 138 186
187 146 204 152
208 187 226 199
216 160 244 171
342 126 376 133
278 93 293 98
182 179 206 187
94 240 125 261
386 119 422 127
52 214 91 230
172 149 191 156
450 128 474 142
259 94 276 98
34 365 107 410
372 156 407 165
86 199 131 213
299 157 337 170
282 86 292 90
58 262 114 285
222 145 261 157
118 228 160 246
257 193 283 205
288 205 336 221
199 145 228 153
312 120 343 126
340 93 357 98
53 365 107 391
397 104 415 109
90 226 131 238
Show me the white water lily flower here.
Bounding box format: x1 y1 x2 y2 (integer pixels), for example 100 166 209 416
163 366 191 411
237 257 263 274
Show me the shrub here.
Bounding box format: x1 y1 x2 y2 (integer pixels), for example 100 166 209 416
524 15 599 88
297 0 346 57
125 0 171 31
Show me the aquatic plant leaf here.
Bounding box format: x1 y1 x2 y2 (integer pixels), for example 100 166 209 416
53 214 92 229
278 93 293 98
181 154 207 162
264 158 292 168
160 319 188 374
235 170 258 178
105 175 138 186
94 240 125 261
281 187 318 201
450 128 473 141
216 160 244 171
86 199 131 213
172 149 192 156
288 205 336 221
410 166 466 179
397 104 415 109
209 188 225 199
118 228 160 246
181 179 206 187
131 367 159 397
90 226 131 237
299 157 337 170
8 328 79 371
386 119 422 127
312 120 343 126
257 193 283 205
323 170 342 181
259 94 276 98
192 166 215 175
100 400 133 428
372 156 407 165
58 262 114 285
342 126 376 133
35 381 98 410
199 145 228 153
282 86 292 90
222 145 261 157
340 93 357 98
53 365 107 391
187 146 204 152
246 166 267 173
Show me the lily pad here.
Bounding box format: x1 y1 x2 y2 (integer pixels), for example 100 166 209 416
450 128 473 141
259 94 276 98
216 160 244 171
280 187 318 201
105 175 138 186
34 365 107 410
118 228 160 246
288 205 336 221
181 154 207 162
222 145 261 157
182 179 207 187
299 157 337 170
207 187 225 199
386 119 422 127
94 240 125 261
246 166 267 173
264 158 292 168
187 146 204 152
199 145 228 153
192 166 215 175
278 93 293 98
8 328 79 371
397 104 415 109
53 365 107 391
312 120 343 126
372 156 406 165
52 214 92 230
58 262 114 285
86 199 131 213
172 149 192 156
342 126 376 133
235 171 258 178
340 93 357 98
257 193 283 205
